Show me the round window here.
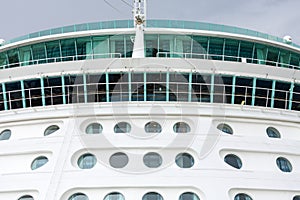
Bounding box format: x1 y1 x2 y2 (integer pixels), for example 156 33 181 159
145 121 162 133
234 193 252 200
143 152 162 168
109 152 129 168
179 192 200 200
77 153 97 169
85 123 103 134
18 195 34 200
114 122 131 133
68 193 89 200
173 122 191 133
266 127 281 138
175 153 194 168
217 123 233 134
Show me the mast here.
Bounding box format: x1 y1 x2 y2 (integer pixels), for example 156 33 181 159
132 0 146 58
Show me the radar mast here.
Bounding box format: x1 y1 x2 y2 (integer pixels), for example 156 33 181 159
132 0 146 58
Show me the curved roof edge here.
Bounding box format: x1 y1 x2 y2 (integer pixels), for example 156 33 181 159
3 19 300 49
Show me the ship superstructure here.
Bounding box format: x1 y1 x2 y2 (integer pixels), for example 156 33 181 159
0 1 300 200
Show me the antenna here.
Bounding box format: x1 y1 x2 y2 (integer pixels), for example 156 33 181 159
132 0 146 58
133 0 146 27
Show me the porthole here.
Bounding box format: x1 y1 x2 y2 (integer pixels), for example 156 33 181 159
114 122 131 133
142 192 163 200
85 123 103 134
234 193 253 200
18 195 34 200
0 129 11 140
77 153 97 169
31 156 48 170
175 153 194 168
217 123 233 134
104 192 125 200
143 152 162 168
44 125 60 136
179 192 200 200
266 127 281 138
224 154 242 169
293 195 300 200
68 193 89 200
173 122 191 133
109 152 129 168
145 121 162 133
276 157 292 172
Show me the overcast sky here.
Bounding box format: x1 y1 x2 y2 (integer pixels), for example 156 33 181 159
0 0 299 44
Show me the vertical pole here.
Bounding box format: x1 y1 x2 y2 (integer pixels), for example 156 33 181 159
252 77 257 106
289 82 294 110
231 76 236 104
210 73 214 103
40 77 46 106
128 71 132 101
83 73 87 103
61 75 66 104
271 80 276 108
188 72 192 102
2 83 8 110
144 72 147 101
166 71 170 102
106 72 110 102
20 80 26 108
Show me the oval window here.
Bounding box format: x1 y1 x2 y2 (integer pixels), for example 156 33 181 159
0 129 11 140
31 156 48 170
224 154 242 169
175 153 194 168
276 157 292 172
145 121 162 133
85 123 103 134
109 152 129 168
217 123 233 134
77 153 97 169
173 122 191 133
44 125 60 136
114 122 131 133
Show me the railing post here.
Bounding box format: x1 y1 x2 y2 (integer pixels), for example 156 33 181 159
106 72 110 102
128 71 132 101
252 77 257 106
188 72 192 102
20 80 26 108
83 73 88 103
271 80 276 108
166 71 169 102
231 76 236 104
144 72 147 101
289 82 294 110
40 77 46 106
210 73 215 103
2 83 8 110
61 75 66 104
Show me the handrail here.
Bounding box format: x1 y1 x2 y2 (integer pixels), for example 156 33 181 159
0 81 299 112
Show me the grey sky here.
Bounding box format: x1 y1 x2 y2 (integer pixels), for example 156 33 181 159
0 0 300 44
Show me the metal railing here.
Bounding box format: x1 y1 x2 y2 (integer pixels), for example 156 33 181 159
0 82 299 112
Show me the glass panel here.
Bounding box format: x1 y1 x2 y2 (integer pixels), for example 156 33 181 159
31 156 48 170
125 35 134 58
64 75 84 103
109 74 129 102
266 47 279 66
86 74 106 102
24 79 42 107
131 73 144 101
145 34 158 57
85 123 103 134
77 153 97 169
191 74 211 102
224 39 239 61
61 39 76 61
175 153 194 168
143 152 162 168
173 122 191 133
239 41 254 63
192 36 208 59
214 76 232 103
0 84 5 111
109 152 129 168
255 79 272 107
76 37 92 60
46 40 61 63
274 81 290 109
208 37 224 60
32 43 46 64
158 35 174 57
43 77 63 105
0 129 11 140
169 73 189 101
19 46 33 66
224 154 242 169
114 122 131 133
254 43 267 64
44 125 60 136
110 35 124 58
6 81 22 109
234 77 253 105
0 52 8 69
92 36 109 58
292 84 300 111
7 49 20 68
146 73 167 101
104 192 125 200
290 53 300 67
144 121 162 133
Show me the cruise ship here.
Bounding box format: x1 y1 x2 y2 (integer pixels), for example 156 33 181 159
0 1 300 200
